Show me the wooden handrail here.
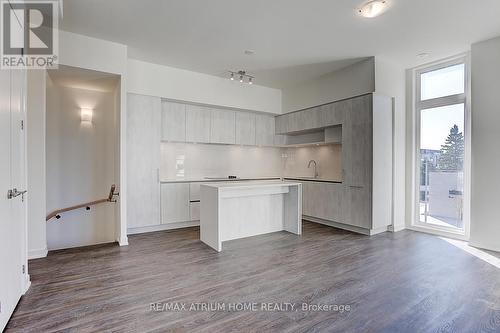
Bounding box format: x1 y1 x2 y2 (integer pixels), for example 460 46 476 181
46 185 119 221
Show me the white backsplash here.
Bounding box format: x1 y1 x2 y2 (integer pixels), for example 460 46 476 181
160 143 284 180
282 145 342 180
161 142 342 181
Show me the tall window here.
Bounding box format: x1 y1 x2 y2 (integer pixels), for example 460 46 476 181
415 57 468 234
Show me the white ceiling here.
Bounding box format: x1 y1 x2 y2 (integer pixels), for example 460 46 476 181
60 0 500 88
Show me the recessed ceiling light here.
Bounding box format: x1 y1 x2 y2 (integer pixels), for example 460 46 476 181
358 0 389 18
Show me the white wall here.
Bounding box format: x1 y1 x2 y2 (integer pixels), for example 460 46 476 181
26 71 47 259
128 59 282 114
374 57 406 231
46 84 117 250
281 58 375 113
58 31 129 245
469 36 500 252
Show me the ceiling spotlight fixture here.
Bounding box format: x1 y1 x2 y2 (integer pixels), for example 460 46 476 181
358 0 389 18
228 70 254 85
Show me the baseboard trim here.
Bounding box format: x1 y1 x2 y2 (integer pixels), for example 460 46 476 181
28 247 48 260
127 221 200 235
118 236 129 246
303 216 388 236
468 241 500 253
387 224 406 233
23 275 31 294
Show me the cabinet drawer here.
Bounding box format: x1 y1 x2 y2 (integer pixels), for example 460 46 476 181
189 183 200 201
190 202 200 221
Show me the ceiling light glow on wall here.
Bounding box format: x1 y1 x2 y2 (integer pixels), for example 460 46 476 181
81 108 93 123
358 0 389 18
228 70 254 85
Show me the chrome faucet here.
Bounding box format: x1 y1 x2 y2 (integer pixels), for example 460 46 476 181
308 160 318 178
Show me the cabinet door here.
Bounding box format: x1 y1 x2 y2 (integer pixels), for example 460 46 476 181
186 105 211 143
319 101 344 127
127 94 161 228
274 134 287 146
235 112 256 145
210 108 235 144
189 183 201 201
302 182 342 222
190 202 200 221
161 101 186 142
275 113 287 134
161 183 190 224
342 94 373 187
255 114 275 146
343 185 371 229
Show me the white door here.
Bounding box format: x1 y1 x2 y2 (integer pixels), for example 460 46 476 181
0 68 27 331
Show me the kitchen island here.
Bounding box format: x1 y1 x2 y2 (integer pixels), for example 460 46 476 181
200 181 302 251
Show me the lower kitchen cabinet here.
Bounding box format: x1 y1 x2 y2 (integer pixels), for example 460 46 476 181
161 183 190 224
190 202 200 221
301 181 343 223
342 185 372 229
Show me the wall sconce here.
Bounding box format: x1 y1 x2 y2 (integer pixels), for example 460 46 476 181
81 108 93 123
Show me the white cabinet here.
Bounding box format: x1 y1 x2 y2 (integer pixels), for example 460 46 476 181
190 202 200 221
127 94 161 228
186 105 211 143
210 108 235 144
162 101 186 142
189 183 200 201
235 112 256 145
255 114 275 146
161 183 190 224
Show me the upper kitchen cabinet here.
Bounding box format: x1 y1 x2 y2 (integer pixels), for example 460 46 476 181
161 101 186 142
186 104 211 143
275 98 347 135
127 93 161 229
255 114 275 146
318 100 345 127
275 107 321 134
210 108 236 144
235 112 256 145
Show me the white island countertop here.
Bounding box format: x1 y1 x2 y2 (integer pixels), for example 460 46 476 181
200 180 302 251
201 180 302 189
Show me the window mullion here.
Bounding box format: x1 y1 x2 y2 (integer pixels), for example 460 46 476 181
417 93 466 110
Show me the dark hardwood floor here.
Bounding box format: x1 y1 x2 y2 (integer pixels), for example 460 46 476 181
6 222 500 333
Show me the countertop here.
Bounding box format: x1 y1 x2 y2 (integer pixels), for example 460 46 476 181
160 177 281 184
283 177 342 184
201 180 302 189
160 176 342 184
